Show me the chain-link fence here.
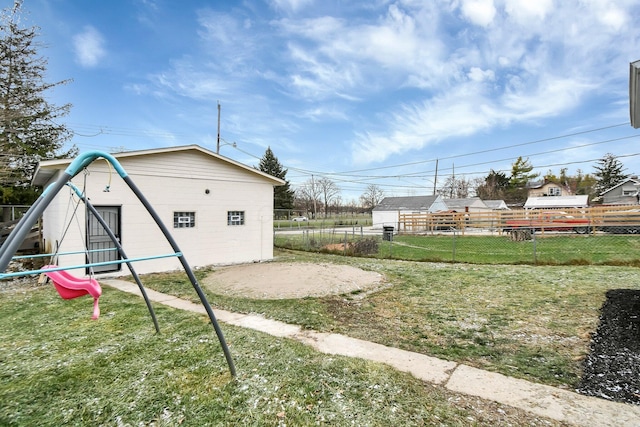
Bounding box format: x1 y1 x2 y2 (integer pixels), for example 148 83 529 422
1 205 31 223
274 222 640 266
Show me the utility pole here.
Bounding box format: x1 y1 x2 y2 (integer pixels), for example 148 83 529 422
311 174 317 219
433 159 438 195
451 163 455 198
216 100 221 153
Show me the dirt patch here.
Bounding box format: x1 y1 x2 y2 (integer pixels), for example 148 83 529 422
201 262 385 299
323 243 348 251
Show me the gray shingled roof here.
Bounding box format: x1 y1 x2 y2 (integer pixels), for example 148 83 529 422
443 197 485 210
373 195 440 211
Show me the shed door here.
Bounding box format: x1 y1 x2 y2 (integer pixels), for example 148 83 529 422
87 206 121 273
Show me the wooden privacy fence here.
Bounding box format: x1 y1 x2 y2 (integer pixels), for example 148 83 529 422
398 205 640 235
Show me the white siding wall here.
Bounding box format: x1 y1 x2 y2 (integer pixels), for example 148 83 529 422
431 198 448 212
40 151 275 276
372 211 400 229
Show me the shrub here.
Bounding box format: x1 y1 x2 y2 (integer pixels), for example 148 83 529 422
352 238 378 255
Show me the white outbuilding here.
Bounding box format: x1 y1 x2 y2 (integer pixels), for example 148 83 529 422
372 195 447 229
32 145 284 276
523 195 589 210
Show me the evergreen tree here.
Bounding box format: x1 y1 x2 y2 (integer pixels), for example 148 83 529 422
505 157 538 206
0 1 76 203
257 147 294 211
476 169 510 200
509 156 539 188
593 153 628 195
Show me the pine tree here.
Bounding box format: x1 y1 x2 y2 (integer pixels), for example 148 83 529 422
257 147 294 210
593 153 628 195
0 1 76 203
509 156 539 188
476 169 509 200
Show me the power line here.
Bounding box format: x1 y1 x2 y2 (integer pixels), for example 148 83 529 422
286 133 640 183
283 122 630 176
57 119 640 194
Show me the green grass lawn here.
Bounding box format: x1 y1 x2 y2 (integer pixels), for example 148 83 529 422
388 234 640 265
274 215 372 230
276 232 640 265
0 279 562 426
138 250 640 391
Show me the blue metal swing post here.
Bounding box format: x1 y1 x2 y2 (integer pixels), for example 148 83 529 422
0 151 236 377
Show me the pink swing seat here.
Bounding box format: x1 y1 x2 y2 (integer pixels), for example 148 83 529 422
42 265 102 320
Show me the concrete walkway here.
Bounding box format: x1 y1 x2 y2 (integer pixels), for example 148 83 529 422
103 279 640 427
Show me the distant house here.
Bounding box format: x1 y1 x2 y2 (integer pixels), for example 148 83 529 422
527 179 572 198
523 195 589 209
599 178 640 205
443 197 490 212
372 195 447 229
32 145 284 276
484 200 510 210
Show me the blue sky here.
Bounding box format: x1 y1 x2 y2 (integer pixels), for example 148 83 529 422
20 0 640 201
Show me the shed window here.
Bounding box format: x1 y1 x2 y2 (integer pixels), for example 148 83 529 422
228 211 245 226
174 211 195 228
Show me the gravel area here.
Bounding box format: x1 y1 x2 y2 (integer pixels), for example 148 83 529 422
576 289 640 405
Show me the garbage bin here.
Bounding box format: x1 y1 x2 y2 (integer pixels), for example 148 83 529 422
383 226 394 241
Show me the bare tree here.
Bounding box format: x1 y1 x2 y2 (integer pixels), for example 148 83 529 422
316 177 340 217
471 177 485 198
295 177 322 218
438 175 473 198
333 195 344 215
359 184 385 211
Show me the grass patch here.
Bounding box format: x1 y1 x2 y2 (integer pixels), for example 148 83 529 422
134 250 640 390
0 284 560 426
276 233 640 265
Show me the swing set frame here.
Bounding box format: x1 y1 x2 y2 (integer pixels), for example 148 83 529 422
0 151 236 377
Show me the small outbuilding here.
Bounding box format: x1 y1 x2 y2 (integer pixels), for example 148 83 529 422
32 145 284 276
443 197 491 212
372 195 447 229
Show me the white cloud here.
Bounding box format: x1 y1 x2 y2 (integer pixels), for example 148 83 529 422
72 26 106 68
504 0 553 22
460 0 497 27
298 105 349 122
269 0 314 14
287 43 361 100
148 58 230 100
599 7 627 31
275 4 448 97
137 1 638 166
467 67 495 82
351 70 597 165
